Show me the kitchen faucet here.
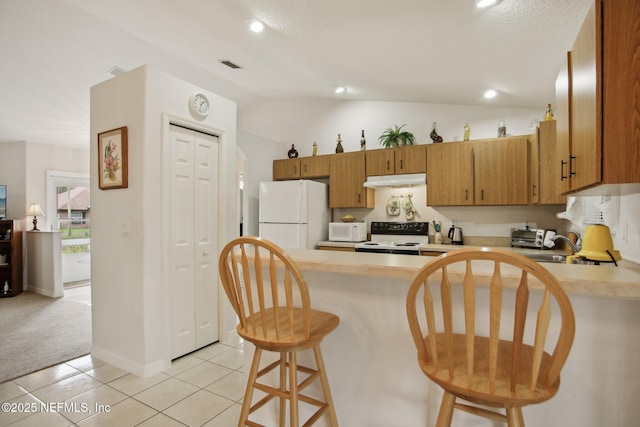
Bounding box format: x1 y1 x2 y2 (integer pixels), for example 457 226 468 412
551 234 581 254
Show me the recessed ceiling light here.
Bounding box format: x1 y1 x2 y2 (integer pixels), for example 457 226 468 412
476 0 500 8
249 19 265 33
335 86 347 94
484 89 498 99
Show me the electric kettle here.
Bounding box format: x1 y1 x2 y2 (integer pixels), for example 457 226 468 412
448 226 464 245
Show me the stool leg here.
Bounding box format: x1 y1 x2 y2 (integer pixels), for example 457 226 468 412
289 351 299 427
436 391 455 427
506 407 525 427
240 347 262 427
313 345 339 426
279 353 286 427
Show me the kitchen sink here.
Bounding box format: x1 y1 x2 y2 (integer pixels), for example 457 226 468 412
522 253 567 264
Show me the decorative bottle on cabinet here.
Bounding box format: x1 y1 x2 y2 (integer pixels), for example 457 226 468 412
463 123 471 141
288 144 299 158
497 121 507 137
543 104 555 121
360 130 366 150
335 134 344 153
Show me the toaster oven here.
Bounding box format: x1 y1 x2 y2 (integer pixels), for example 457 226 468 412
510 228 555 249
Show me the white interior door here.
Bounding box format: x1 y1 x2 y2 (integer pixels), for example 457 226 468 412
169 124 219 359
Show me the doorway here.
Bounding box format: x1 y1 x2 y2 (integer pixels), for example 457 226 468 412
46 171 91 287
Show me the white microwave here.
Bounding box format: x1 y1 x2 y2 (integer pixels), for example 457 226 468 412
329 222 368 242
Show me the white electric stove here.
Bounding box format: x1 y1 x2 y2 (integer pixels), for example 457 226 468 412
355 222 430 255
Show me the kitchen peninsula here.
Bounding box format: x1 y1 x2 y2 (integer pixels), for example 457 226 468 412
246 249 640 427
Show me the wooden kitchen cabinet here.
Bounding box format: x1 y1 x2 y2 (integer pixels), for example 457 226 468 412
273 155 331 180
474 137 529 205
555 0 640 193
366 145 426 176
300 154 330 178
531 120 566 205
273 158 300 180
330 151 374 208
426 141 474 206
427 137 529 206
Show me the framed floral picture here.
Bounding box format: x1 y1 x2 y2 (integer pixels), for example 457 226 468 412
98 126 128 190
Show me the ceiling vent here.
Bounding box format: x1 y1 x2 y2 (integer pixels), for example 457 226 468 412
218 59 243 69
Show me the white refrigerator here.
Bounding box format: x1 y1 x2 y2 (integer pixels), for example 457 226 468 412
259 180 329 249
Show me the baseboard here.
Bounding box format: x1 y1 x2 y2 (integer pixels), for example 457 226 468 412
27 285 63 298
91 345 170 378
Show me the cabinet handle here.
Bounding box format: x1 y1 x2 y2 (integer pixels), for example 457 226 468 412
465 189 468 200
569 155 576 176
304 164 307 173
400 160 404 170
358 194 361 203
560 160 567 181
203 250 209 256
294 165 297 174
481 189 485 200
532 185 537 197
386 160 390 170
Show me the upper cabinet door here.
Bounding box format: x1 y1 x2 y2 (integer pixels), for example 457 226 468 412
555 52 572 195
300 155 330 178
474 137 529 206
330 151 374 208
426 142 474 206
273 158 301 180
569 0 601 191
365 149 395 176
395 145 427 174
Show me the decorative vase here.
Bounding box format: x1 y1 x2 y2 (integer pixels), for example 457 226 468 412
335 134 344 153
288 144 298 158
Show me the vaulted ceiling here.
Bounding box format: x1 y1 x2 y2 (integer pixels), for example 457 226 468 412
0 0 591 149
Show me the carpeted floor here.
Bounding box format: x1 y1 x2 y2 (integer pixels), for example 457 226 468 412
0 287 91 383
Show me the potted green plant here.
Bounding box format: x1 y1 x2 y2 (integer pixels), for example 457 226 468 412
378 124 415 148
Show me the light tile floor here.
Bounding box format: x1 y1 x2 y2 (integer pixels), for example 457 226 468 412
0 342 245 426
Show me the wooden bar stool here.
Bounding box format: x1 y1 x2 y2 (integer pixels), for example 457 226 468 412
406 248 575 427
219 236 340 427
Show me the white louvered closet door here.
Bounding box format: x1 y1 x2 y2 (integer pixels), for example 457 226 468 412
169 124 219 359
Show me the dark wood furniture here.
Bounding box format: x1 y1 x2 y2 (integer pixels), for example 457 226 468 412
0 220 23 297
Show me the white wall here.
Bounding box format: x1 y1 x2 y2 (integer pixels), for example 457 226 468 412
239 99 543 157
617 193 640 263
237 130 285 237
26 142 90 231
90 65 237 376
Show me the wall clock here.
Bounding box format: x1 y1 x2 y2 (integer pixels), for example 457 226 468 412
189 93 210 117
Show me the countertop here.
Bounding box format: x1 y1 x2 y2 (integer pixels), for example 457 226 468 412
290 247 640 300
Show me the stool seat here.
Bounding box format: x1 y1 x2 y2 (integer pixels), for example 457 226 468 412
240 307 339 352
219 236 340 427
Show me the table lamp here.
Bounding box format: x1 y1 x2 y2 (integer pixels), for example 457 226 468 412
27 204 45 231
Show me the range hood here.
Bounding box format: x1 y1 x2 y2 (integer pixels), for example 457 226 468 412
363 173 426 188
